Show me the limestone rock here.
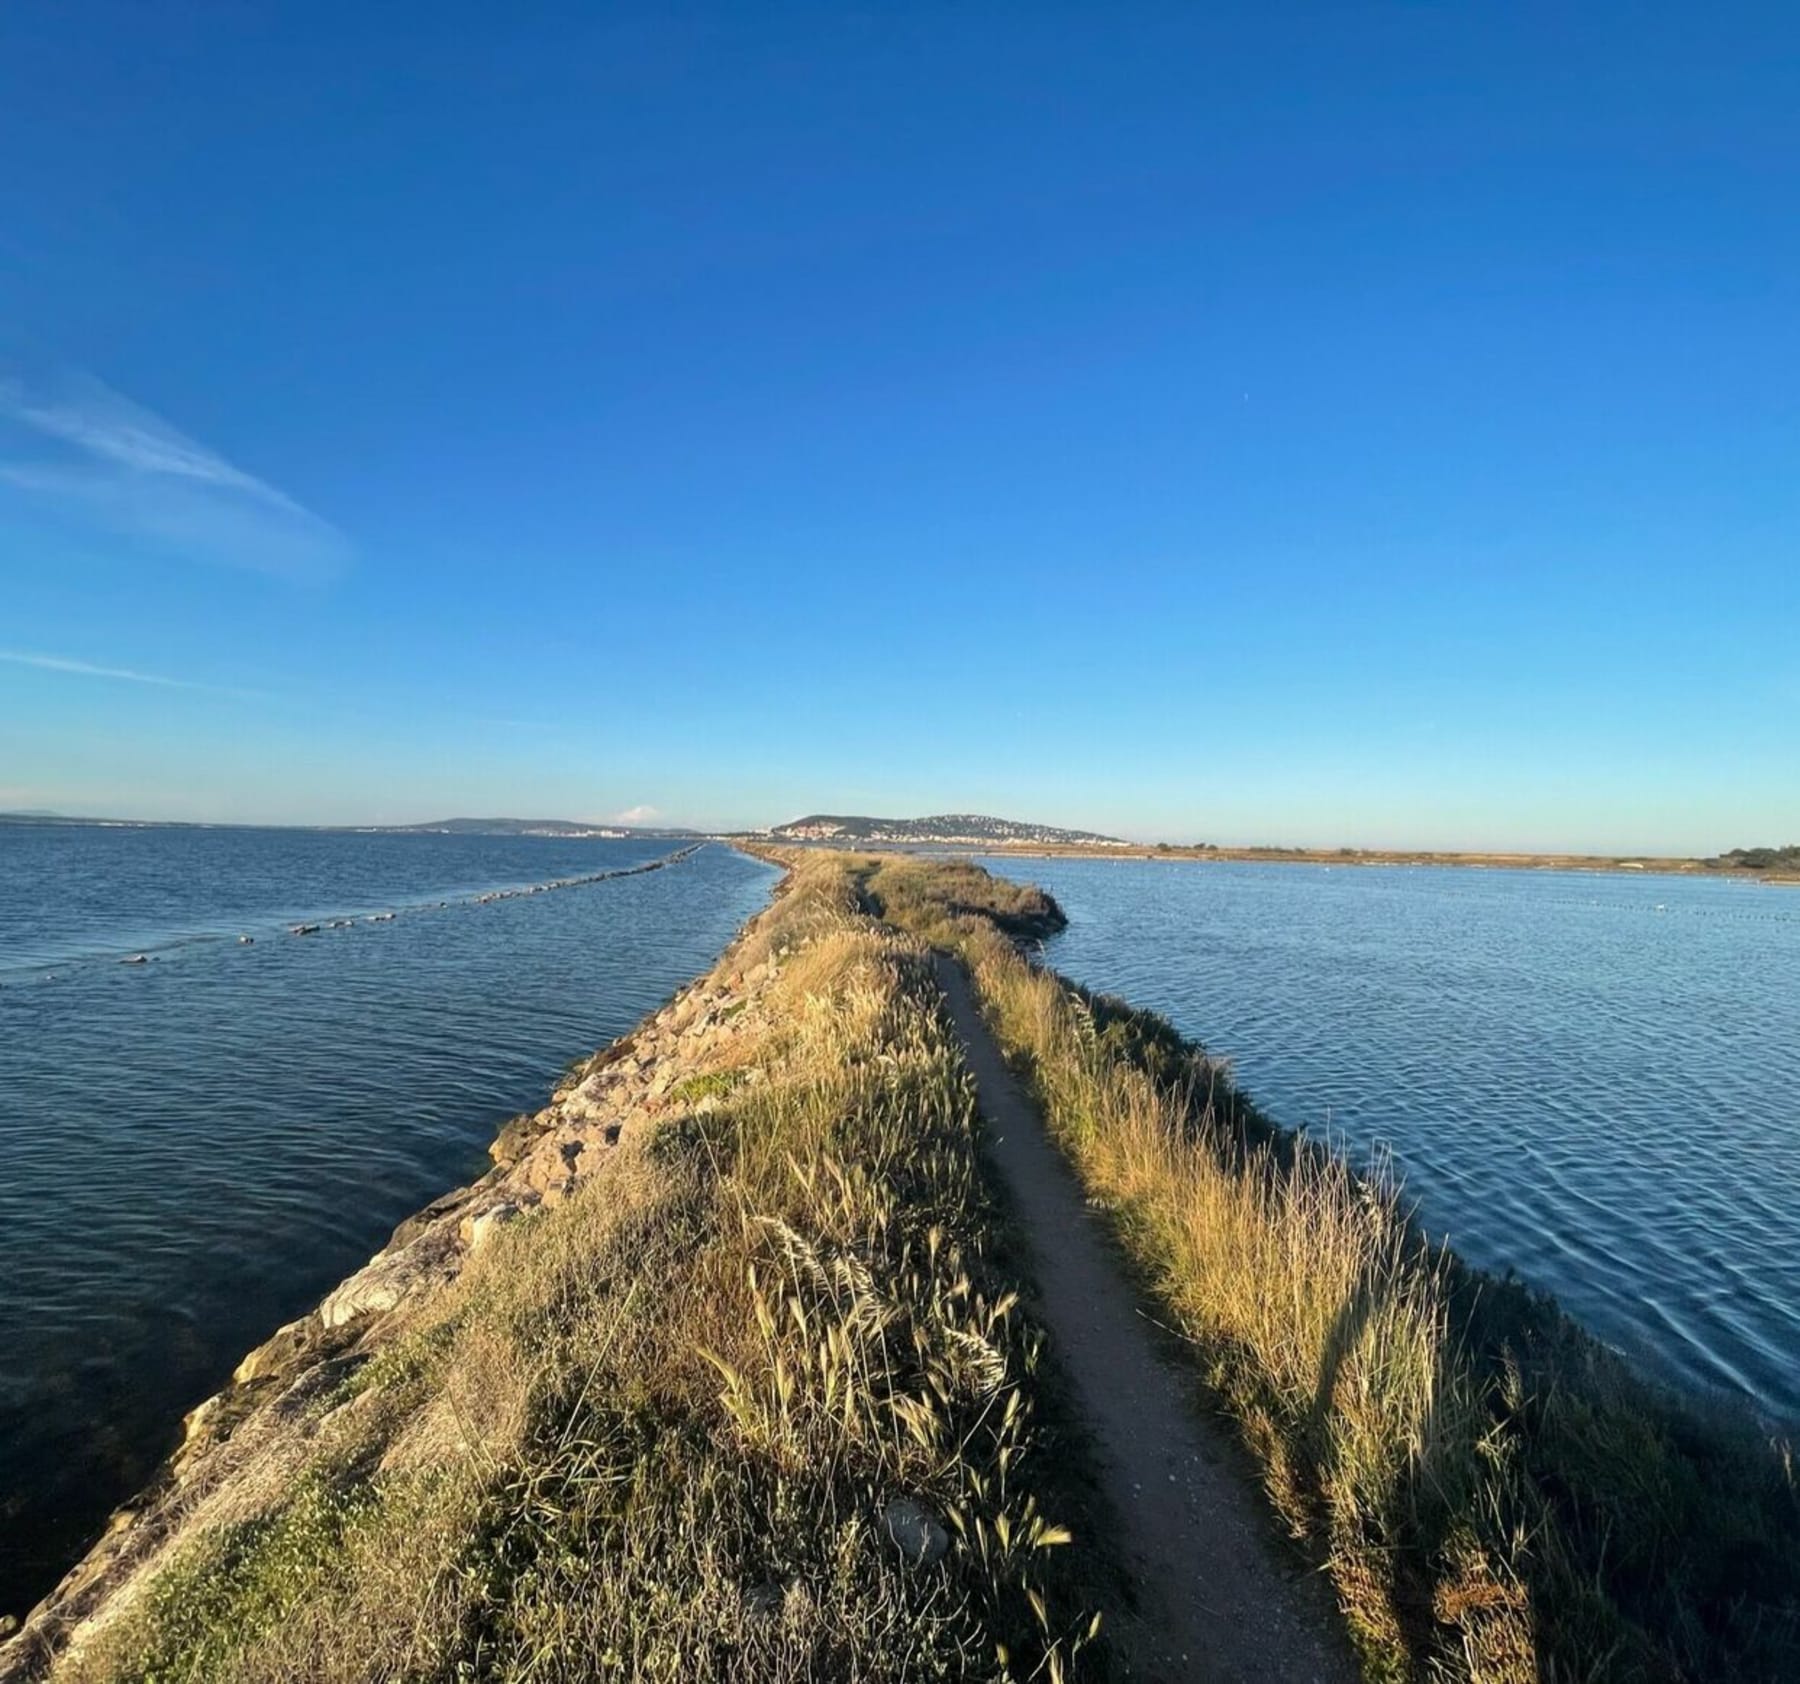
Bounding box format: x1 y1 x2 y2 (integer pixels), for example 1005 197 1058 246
234 1315 322 1384
513 1125 612 1205
180 1395 220 1447
490 1111 545 1167
319 1224 463 1330
462 1200 523 1253
320 1271 406 1329
388 1185 484 1250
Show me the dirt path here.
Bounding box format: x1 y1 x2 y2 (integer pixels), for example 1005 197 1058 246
933 956 1357 1684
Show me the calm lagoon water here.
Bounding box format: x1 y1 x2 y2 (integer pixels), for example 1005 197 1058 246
0 824 777 1614
979 855 1800 1423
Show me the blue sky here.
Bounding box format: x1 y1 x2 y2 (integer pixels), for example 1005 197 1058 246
2 3 1795 850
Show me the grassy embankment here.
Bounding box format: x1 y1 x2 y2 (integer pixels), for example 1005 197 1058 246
851 852 1800 1682
35 856 1108 1683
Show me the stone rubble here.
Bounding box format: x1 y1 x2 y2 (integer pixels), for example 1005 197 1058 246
0 909 786 1682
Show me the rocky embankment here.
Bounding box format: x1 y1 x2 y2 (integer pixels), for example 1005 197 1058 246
0 915 786 1680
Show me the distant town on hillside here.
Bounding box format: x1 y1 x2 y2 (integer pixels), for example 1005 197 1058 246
762 813 1122 847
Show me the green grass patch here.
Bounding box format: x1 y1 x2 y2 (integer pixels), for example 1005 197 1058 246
669 1069 742 1106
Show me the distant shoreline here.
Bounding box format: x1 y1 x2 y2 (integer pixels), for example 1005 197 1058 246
0 813 698 841
7 813 1794 885
918 840 1800 884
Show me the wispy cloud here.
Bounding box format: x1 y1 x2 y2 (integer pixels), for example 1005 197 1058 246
612 804 660 825
0 649 260 698
0 369 350 580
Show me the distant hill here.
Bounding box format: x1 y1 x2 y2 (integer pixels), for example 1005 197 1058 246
0 811 166 828
0 812 697 838
1708 844 1800 873
768 812 1121 847
393 818 700 838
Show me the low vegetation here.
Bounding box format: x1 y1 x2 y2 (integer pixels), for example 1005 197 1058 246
28 848 1797 1683
1708 845 1800 875
45 857 1108 1683
856 852 1800 1682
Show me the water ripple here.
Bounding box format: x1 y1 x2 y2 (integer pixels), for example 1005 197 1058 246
0 829 777 1614
983 857 1800 1425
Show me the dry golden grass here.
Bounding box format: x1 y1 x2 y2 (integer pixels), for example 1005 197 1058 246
56 857 1106 1684
49 848 1798 1683
858 851 1800 1684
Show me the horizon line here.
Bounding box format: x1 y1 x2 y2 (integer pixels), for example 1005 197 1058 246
0 807 1775 863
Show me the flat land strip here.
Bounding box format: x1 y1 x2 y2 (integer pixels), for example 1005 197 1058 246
966 841 1800 881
